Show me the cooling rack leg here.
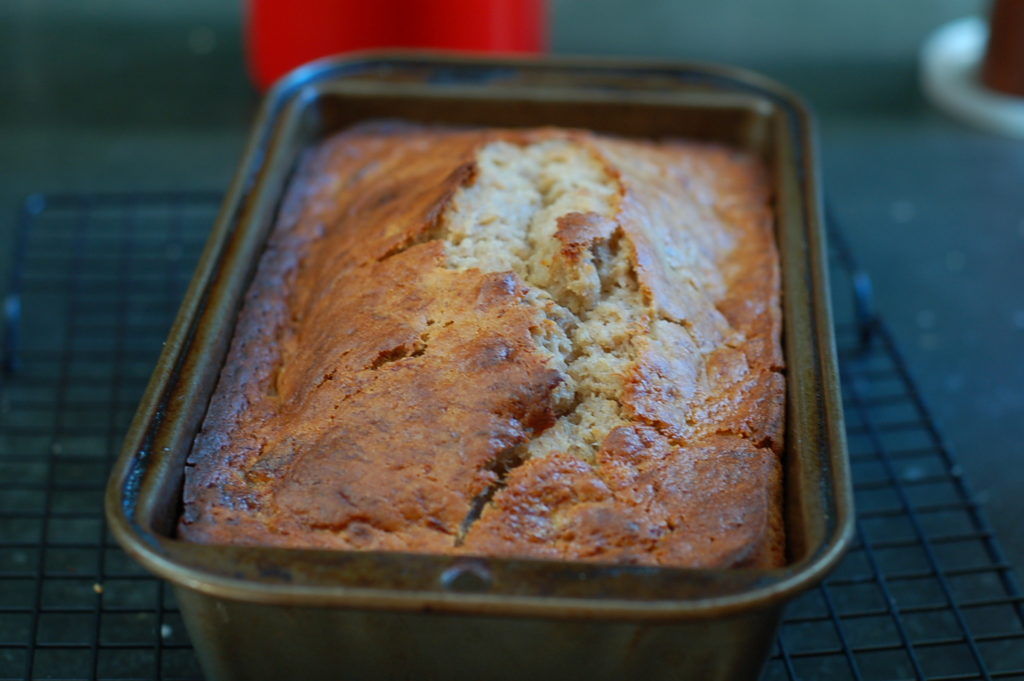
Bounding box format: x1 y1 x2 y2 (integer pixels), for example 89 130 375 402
851 268 877 352
1 293 19 375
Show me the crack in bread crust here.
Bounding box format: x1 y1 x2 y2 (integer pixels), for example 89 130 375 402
180 123 784 568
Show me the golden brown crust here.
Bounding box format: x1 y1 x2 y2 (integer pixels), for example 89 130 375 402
463 426 783 567
181 122 785 568
184 237 564 551
554 211 619 262
590 138 783 454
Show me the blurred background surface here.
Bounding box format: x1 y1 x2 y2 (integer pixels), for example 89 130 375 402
1 0 1021 573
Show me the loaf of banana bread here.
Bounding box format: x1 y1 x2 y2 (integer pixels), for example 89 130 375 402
180 122 785 568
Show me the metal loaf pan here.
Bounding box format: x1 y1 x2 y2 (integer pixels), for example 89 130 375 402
106 53 854 681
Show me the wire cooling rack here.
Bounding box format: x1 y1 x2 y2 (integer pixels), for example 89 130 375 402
0 193 1022 681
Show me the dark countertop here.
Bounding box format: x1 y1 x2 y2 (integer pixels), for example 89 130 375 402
2 2 1021 577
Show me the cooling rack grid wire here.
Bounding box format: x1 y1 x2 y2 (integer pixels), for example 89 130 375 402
0 193 1022 681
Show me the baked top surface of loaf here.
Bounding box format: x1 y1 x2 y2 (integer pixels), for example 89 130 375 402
181 122 784 568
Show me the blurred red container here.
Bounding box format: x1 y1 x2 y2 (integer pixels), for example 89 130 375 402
246 0 547 90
